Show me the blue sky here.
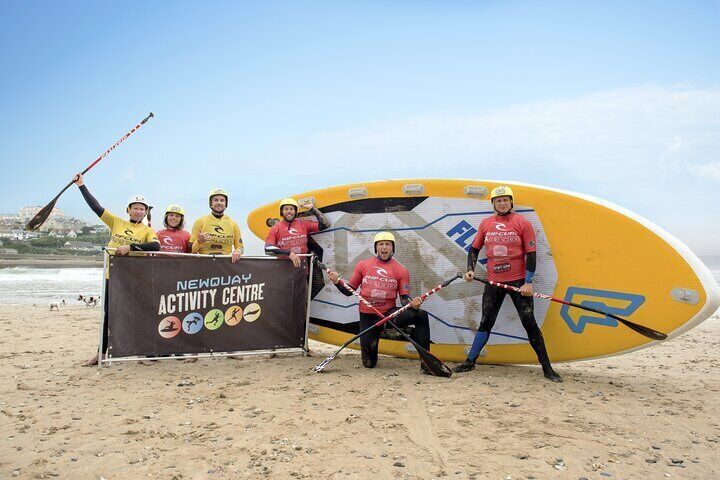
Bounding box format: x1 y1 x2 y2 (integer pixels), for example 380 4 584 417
1 1 719 255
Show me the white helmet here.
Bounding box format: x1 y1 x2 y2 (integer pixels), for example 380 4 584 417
127 194 149 211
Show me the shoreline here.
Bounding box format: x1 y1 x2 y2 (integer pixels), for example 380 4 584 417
0 253 103 268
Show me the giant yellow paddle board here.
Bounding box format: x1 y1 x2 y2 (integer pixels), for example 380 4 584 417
247 179 720 364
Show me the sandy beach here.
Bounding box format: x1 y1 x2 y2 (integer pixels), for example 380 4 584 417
0 305 718 479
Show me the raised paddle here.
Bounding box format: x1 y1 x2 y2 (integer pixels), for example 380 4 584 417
26 113 154 231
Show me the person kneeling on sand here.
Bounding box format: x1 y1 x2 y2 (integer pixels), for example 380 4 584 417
73 173 160 366
326 232 433 374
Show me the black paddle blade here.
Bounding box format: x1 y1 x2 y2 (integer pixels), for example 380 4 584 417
385 318 453 378
612 315 667 341
25 198 58 231
418 347 452 377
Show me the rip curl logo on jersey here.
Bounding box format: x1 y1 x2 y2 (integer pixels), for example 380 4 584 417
213 225 225 234
561 287 645 334
124 228 134 236
163 236 174 245
374 267 389 278
288 228 299 235
494 223 508 231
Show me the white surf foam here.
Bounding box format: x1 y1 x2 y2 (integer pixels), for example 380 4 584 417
0 267 103 306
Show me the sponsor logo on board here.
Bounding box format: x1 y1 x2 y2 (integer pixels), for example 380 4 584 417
560 287 645 334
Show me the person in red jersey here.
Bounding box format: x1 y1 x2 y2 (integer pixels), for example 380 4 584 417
453 185 562 382
327 232 432 373
264 197 330 269
156 205 191 253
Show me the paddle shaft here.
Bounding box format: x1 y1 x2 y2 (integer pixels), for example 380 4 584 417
473 277 667 340
314 260 458 371
319 260 454 341
64 113 155 199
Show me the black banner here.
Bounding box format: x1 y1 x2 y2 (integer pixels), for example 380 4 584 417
107 255 308 357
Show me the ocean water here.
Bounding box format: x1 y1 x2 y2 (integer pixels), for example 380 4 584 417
0 258 719 307
0 267 103 306
702 255 720 284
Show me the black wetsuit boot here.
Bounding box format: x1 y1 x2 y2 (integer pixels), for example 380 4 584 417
542 364 562 383
453 359 476 373
528 329 562 382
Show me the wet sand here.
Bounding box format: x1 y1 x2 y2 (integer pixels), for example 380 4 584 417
0 305 718 479
0 254 103 269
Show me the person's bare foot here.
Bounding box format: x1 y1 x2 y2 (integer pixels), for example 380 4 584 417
81 354 99 367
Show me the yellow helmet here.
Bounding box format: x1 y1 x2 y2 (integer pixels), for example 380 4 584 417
208 188 228 206
490 185 514 202
279 198 299 215
165 204 185 216
373 231 396 253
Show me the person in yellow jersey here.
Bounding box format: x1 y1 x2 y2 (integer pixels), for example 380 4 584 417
190 188 243 263
73 173 160 366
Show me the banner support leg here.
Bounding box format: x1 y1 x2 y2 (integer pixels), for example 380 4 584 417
96 251 109 368
303 255 314 355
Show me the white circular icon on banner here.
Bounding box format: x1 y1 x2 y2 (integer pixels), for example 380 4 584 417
243 303 262 322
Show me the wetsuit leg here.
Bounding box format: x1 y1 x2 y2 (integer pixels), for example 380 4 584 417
390 307 431 351
454 283 507 372
358 312 383 368
470 283 507 360
506 281 562 382
393 307 432 372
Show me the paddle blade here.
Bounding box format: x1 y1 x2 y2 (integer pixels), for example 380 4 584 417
314 355 336 373
25 198 58 231
418 347 453 377
613 316 668 341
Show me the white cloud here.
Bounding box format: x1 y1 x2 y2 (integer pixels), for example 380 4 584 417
688 162 720 181
279 84 720 187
